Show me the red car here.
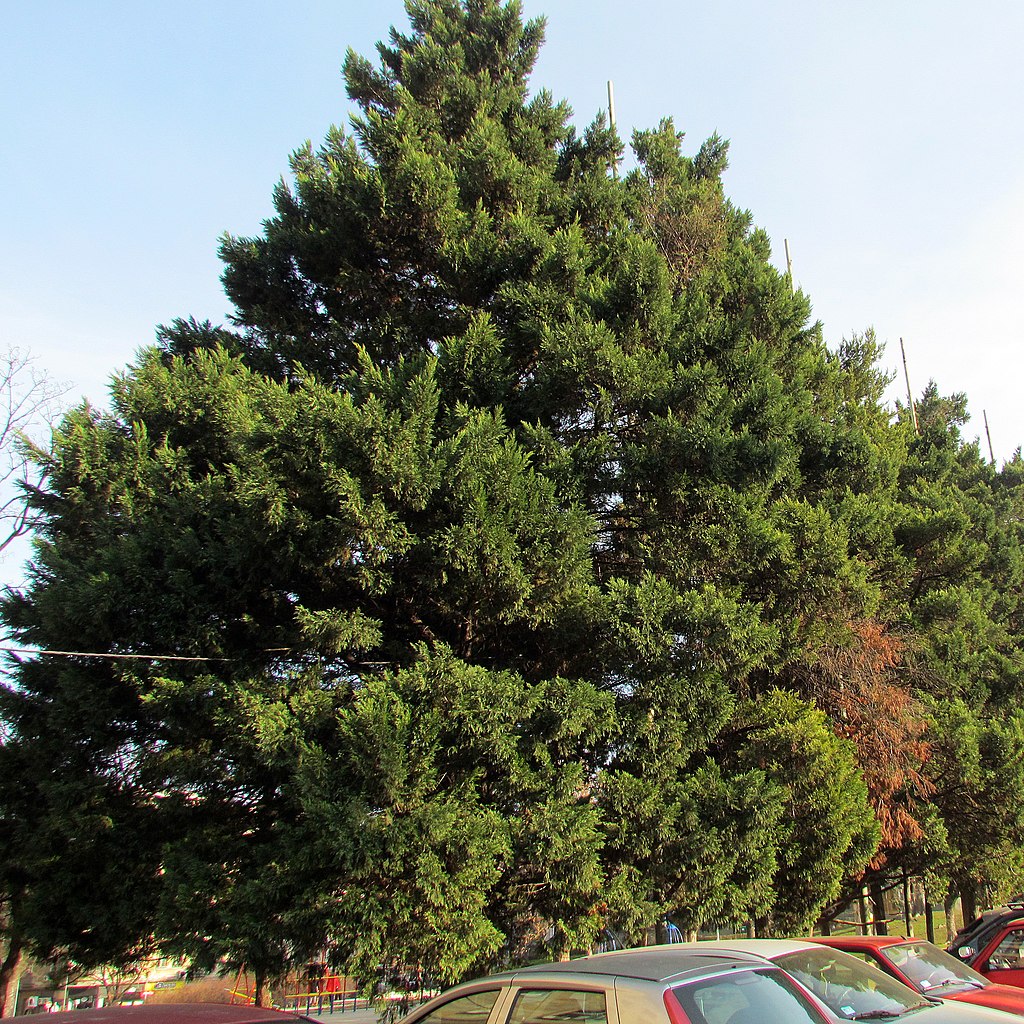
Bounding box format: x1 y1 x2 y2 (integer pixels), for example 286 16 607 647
949 903 1024 990
808 935 1024 1015
7 1005 314 1024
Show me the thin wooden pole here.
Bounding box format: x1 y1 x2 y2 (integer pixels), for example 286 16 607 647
900 337 920 434
784 238 794 294
984 410 996 464
607 80 618 179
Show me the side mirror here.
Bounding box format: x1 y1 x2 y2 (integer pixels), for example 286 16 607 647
956 946 975 959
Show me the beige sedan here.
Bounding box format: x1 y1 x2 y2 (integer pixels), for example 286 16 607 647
399 946 835 1024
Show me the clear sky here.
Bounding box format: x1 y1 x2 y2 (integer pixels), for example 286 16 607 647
3 1 1023 582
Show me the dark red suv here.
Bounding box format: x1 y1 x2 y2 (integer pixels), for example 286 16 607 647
949 902 1024 990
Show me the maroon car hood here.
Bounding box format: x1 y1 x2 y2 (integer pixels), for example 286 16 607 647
951 982 1024 1014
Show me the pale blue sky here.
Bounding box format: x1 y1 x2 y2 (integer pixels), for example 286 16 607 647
3 1 1024 582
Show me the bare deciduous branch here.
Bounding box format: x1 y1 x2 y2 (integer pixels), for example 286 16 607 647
0 347 68 555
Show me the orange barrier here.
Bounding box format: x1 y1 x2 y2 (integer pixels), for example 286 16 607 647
229 969 365 1014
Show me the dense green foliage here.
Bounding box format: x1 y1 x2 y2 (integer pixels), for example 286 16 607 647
3 0 1024 1003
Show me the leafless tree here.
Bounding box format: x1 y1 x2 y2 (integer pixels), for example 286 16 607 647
0 348 68 555
0 349 66 1015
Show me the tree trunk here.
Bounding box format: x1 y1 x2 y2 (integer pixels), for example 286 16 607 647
870 880 888 935
960 882 978 926
253 969 270 1009
901 871 913 938
0 932 24 1018
944 890 959 939
924 883 935 944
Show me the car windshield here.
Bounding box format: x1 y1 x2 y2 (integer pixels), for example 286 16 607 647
881 941 987 992
775 948 932 1021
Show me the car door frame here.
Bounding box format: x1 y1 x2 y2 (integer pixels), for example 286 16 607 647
973 924 1024 989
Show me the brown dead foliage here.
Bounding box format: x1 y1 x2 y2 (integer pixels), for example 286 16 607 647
799 621 933 857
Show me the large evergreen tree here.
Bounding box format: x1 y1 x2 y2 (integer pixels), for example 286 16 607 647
17 0 1013 994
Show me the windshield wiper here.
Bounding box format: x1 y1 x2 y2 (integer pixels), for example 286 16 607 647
850 1013 902 1021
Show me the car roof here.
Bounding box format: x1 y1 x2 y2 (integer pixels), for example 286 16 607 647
5 1004 311 1024
808 935 915 950
528 946 774 978
504 945 776 984
955 906 1024 936
666 938 821 958
949 906 1024 953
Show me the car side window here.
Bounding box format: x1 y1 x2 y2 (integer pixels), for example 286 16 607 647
415 989 501 1024
506 988 607 1024
989 929 1024 970
841 952 876 967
